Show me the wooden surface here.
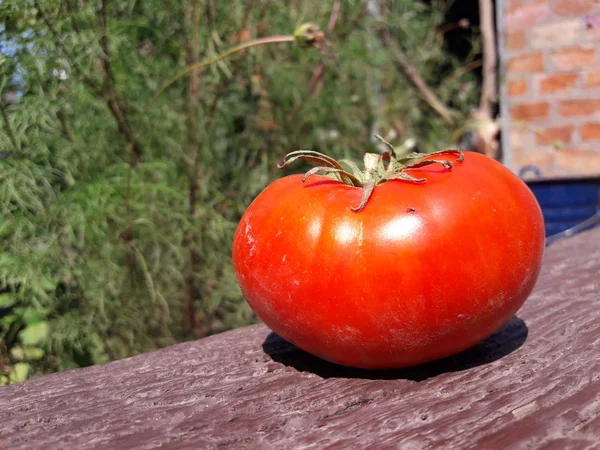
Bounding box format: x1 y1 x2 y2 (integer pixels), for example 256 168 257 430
1 228 600 450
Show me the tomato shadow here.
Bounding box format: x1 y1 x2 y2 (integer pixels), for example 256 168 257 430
261 316 528 381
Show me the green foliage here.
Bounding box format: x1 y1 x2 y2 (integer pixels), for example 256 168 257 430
0 0 481 383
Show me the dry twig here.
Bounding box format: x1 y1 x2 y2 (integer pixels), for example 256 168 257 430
377 26 454 125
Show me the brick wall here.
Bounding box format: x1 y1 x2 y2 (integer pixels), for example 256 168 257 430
501 0 600 177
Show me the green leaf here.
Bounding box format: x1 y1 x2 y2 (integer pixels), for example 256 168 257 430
11 346 45 361
10 363 30 383
40 276 58 292
0 314 19 328
22 307 50 325
0 293 16 308
19 322 49 346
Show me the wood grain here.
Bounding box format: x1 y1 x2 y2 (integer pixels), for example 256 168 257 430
1 228 599 450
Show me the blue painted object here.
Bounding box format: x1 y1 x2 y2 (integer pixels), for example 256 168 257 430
525 176 600 244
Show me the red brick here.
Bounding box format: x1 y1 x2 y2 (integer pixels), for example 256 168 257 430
537 73 579 94
552 47 597 71
535 125 574 146
583 22 600 43
512 150 556 174
558 99 600 117
552 0 595 17
505 0 549 32
507 79 528 97
508 128 532 150
507 53 545 73
583 70 600 89
510 102 550 121
581 123 600 141
506 0 527 7
555 149 600 174
530 20 581 49
505 31 527 51
508 124 533 150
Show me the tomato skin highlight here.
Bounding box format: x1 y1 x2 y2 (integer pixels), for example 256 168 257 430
232 152 545 369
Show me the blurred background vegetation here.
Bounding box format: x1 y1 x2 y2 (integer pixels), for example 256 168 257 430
0 0 483 383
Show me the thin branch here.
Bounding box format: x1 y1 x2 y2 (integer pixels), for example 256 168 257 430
445 59 483 84
205 0 261 130
377 26 455 125
289 0 344 121
182 0 203 336
98 0 143 164
34 0 100 91
434 19 470 38
304 64 327 98
337 0 369 41
36 0 143 162
478 0 497 119
143 35 295 114
63 0 81 33
56 110 74 142
203 1 263 234
327 0 341 33
205 63 243 130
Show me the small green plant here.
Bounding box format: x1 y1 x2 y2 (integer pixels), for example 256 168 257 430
1 292 49 384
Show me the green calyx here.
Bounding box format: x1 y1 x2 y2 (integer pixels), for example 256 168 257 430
277 135 464 212
293 23 326 48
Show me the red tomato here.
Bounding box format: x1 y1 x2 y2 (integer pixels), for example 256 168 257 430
232 151 544 369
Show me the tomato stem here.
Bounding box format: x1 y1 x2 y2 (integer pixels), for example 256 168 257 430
144 23 325 114
352 181 376 212
278 136 464 212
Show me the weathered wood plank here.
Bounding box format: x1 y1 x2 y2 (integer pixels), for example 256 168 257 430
1 228 600 450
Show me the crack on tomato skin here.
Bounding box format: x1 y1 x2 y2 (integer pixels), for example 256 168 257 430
243 220 257 257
